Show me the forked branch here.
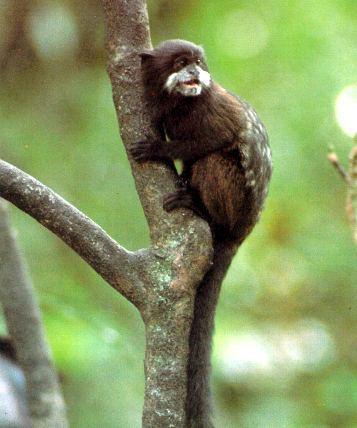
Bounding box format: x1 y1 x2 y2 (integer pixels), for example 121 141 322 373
0 159 141 305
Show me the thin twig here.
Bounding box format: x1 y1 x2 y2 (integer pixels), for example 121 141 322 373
327 151 350 183
328 144 357 244
347 146 357 243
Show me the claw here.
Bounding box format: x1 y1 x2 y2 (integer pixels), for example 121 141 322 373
129 140 158 162
163 189 194 212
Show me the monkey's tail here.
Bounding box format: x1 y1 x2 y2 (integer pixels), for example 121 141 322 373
186 238 238 428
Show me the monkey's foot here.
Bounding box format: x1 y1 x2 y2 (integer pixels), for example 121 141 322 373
163 189 195 212
129 140 162 162
163 189 208 221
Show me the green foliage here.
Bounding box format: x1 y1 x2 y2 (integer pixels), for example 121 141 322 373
1 0 356 426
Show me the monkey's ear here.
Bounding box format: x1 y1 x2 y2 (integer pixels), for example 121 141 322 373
140 49 155 62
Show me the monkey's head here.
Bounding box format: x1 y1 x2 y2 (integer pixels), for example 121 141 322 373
140 40 211 98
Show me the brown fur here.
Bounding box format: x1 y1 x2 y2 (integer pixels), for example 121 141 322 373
191 154 245 232
131 40 272 427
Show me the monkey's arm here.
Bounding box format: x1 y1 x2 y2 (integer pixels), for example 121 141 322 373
130 138 231 162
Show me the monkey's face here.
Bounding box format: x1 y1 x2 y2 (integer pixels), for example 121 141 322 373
164 57 211 97
141 40 211 98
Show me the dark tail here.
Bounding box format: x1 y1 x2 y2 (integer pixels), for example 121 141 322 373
186 239 238 428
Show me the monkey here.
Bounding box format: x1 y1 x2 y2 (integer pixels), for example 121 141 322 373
130 39 272 427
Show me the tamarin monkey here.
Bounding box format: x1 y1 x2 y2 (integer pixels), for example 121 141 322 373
130 40 272 427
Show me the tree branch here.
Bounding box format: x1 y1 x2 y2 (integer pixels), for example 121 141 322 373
0 200 68 427
101 1 213 425
0 159 141 305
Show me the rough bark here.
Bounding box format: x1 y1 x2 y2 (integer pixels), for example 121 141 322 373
0 200 68 427
0 0 213 426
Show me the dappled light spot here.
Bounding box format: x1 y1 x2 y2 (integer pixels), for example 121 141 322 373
335 84 357 138
218 319 335 380
27 4 79 61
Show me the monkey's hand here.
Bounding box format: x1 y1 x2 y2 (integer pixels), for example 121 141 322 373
129 139 165 162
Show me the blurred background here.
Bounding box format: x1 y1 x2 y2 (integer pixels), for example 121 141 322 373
0 0 356 426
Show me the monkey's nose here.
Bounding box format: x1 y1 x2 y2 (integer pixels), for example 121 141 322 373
187 65 199 78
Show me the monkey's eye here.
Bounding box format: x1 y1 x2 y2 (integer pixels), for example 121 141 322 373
196 58 201 65
177 58 188 67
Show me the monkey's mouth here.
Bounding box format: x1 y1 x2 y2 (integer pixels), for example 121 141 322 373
181 78 201 88
172 76 204 96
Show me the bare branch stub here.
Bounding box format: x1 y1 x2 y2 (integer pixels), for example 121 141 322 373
0 159 142 305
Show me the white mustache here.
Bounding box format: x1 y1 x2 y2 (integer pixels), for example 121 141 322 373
165 66 211 93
